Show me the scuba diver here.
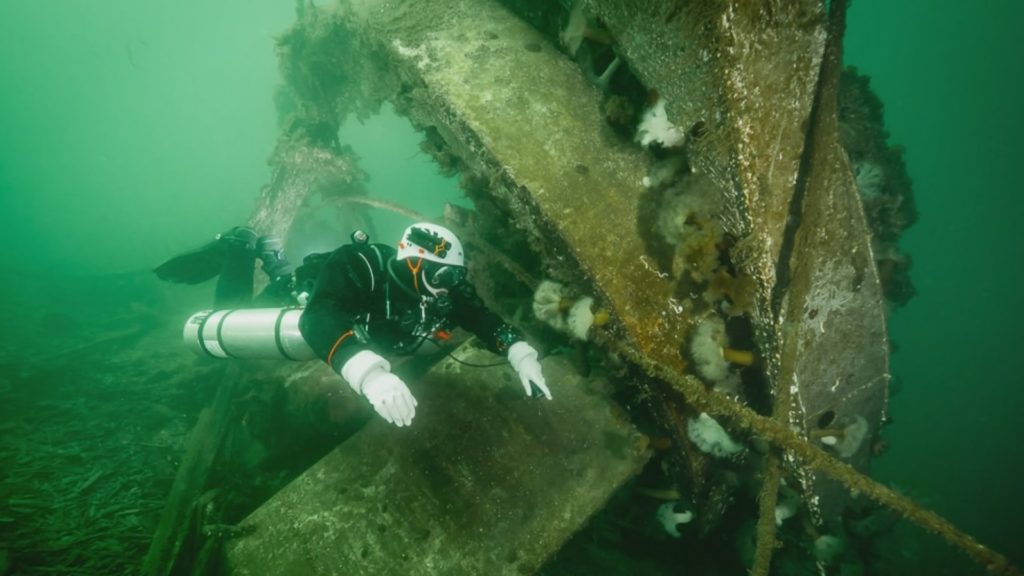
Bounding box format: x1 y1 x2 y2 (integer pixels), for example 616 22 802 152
155 223 551 428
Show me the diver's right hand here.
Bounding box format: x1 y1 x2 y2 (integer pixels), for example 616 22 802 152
361 370 417 427
341 350 417 427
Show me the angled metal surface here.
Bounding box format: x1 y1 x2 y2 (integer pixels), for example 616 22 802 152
224 349 648 575
772 0 890 522
586 0 827 324
339 0 691 369
587 1 888 517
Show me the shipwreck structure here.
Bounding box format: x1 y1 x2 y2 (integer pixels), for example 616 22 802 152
141 1 1016 575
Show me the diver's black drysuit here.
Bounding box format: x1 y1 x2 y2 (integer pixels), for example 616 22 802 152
298 242 522 373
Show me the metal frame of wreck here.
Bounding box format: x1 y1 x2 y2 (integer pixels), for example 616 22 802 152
142 1 1019 575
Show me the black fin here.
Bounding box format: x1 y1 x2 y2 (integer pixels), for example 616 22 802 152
153 240 227 285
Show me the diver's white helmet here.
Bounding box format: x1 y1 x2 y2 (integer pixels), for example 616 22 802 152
396 223 467 294
397 223 465 266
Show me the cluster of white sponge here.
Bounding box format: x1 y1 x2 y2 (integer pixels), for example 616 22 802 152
532 280 605 341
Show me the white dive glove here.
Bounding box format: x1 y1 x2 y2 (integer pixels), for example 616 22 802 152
507 341 551 400
341 350 417 427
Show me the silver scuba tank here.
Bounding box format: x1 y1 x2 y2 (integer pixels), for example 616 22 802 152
183 308 316 361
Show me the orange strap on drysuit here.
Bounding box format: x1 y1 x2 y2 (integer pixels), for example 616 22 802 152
326 330 354 366
406 257 423 293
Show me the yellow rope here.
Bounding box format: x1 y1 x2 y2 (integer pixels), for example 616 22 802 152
615 343 1020 576
749 453 781 576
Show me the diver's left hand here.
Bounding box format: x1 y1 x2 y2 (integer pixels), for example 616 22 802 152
507 341 551 400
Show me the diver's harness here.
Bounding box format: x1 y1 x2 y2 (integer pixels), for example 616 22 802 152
346 240 456 356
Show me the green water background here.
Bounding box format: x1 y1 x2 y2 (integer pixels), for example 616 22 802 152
0 0 1020 571
844 2 1023 570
